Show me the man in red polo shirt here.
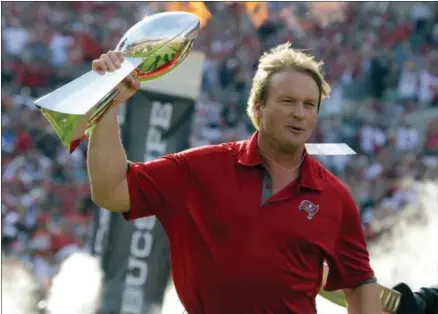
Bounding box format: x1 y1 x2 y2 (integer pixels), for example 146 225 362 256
88 43 381 314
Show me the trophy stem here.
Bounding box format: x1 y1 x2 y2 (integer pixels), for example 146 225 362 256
87 88 121 130
37 87 122 152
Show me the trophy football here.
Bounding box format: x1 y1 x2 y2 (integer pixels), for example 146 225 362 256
35 11 200 152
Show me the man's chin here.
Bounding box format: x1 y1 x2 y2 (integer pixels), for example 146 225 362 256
280 137 305 153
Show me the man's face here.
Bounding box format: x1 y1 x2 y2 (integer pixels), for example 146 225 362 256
258 69 320 153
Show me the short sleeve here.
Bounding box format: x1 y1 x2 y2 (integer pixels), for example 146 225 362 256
324 187 375 291
122 153 187 221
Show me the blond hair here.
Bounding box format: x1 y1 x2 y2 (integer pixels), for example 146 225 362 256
247 42 331 129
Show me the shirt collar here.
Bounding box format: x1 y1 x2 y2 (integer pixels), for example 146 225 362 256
237 132 323 191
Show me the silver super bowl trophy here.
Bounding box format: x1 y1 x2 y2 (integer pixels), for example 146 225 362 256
35 12 200 152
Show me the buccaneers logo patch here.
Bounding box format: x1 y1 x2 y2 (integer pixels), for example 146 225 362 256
299 200 320 220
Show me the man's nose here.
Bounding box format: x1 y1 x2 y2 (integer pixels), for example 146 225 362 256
291 102 305 119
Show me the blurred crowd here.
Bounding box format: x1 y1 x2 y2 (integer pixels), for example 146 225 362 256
2 1 438 299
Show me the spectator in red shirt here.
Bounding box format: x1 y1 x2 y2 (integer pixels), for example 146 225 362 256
89 43 381 313
425 118 438 155
16 129 32 153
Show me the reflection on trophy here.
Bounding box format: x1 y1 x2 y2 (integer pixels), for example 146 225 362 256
35 12 200 152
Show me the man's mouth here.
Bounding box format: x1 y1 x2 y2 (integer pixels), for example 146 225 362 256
286 126 305 134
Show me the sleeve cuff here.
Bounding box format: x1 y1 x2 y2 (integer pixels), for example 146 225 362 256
121 161 154 221
358 276 377 286
325 271 376 291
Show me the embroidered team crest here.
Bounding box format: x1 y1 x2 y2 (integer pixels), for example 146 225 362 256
299 200 320 220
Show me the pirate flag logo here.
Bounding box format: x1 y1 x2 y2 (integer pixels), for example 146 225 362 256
299 200 320 220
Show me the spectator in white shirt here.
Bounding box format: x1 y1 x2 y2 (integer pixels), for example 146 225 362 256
418 68 438 105
3 18 29 56
396 122 419 152
360 123 387 155
398 61 418 101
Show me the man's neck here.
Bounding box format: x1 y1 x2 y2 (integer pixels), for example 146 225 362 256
257 133 305 171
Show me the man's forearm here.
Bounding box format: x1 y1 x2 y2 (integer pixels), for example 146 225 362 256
344 283 382 314
88 106 128 203
320 264 400 313
320 283 401 313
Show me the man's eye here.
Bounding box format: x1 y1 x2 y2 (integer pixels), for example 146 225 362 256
281 99 295 104
305 102 316 108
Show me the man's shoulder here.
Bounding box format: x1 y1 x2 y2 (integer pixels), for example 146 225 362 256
319 164 360 218
176 140 246 163
310 158 352 198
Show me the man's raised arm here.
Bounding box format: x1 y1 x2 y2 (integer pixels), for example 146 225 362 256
87 51 140 212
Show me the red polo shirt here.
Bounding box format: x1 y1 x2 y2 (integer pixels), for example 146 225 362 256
124 132 375 314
